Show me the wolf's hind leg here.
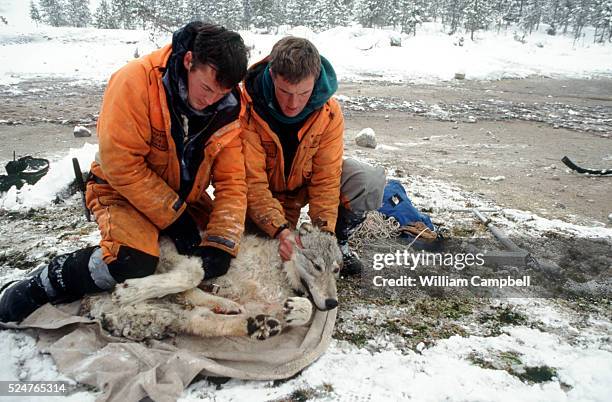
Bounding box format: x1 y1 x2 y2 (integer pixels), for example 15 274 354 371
179 288 244 314
98 302 180 341
180 308 282 340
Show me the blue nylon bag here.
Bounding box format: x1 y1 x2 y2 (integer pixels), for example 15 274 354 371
377 180 434 230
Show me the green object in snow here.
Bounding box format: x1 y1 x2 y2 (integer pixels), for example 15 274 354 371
0 156 50 192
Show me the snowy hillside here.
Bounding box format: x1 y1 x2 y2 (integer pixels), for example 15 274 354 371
1 0 611 86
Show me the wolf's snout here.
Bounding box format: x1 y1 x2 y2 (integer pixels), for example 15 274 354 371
325 298 338 310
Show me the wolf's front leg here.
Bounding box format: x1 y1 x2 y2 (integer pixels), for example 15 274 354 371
180 308 282 340
112 266 203 305
281 297 313 327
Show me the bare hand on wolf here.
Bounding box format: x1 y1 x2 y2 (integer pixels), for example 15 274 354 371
277 228 302 261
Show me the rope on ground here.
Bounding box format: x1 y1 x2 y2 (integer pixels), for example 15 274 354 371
404 226 429 249
349 211 401 251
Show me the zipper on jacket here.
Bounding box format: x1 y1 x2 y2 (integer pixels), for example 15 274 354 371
181 115 189 145
168 104 218 152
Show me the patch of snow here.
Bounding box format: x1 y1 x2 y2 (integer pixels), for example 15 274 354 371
0 27 161 86
0 143 97 210
0 15 610 86
503 208 612 239
180 322 611 402
0 331 97 401
377 144 401 151
480 175 506 182
382 174 612 238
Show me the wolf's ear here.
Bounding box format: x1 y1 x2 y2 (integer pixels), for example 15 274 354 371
298 222 314 236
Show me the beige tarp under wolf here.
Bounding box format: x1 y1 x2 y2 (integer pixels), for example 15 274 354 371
0 301 336 402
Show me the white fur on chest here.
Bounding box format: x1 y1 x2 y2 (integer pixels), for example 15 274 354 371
210 235 294 305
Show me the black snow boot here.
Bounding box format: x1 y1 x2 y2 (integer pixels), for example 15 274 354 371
338 241 364 276
0 268 49 323
0 246 99 323
335 207 367 276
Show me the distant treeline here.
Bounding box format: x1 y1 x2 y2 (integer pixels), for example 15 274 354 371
29 0 612 43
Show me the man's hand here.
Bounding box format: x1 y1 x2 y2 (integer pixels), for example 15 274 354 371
163 210 201 255
192 246 232 279
276 228 302 262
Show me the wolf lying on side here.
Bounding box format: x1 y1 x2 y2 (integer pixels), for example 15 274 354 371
80 223 342 341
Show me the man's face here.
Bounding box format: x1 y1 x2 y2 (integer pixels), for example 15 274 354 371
271 72 315 117
183 51 231 111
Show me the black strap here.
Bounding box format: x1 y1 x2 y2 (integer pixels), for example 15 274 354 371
0 280 18 293
89 174 108 185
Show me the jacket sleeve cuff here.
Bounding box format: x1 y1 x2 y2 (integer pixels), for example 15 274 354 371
202 234 239 257
273 223 290 238
311 215 337 234
160 198 187 230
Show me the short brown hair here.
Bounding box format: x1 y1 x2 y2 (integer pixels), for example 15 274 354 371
269 37 321 84
189 22 248 89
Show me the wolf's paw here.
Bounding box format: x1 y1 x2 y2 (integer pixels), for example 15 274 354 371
99 312 120 336
247 314 281 340
283 297 313 326
100 310 171 341
111 281 143 305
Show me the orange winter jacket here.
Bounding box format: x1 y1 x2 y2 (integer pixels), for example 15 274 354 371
240 85 344 238
90 44 247 256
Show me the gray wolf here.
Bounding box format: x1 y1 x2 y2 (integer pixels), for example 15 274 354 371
80 224 341 341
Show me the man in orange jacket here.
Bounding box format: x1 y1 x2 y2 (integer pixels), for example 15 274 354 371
241 37 385 276
0 22 249 323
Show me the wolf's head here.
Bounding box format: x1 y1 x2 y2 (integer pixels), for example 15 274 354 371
283 223 342 311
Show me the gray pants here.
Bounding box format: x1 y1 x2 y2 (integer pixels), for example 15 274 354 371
340 158 386 213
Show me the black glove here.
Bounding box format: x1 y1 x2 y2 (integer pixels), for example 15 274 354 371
192 246 232 279
163 210 201 255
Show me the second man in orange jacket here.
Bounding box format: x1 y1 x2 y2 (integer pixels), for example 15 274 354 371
241 37 385 275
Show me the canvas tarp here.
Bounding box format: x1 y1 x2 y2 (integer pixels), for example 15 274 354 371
0 301 336 402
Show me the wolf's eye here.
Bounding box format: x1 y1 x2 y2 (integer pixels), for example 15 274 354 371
314 264 323 272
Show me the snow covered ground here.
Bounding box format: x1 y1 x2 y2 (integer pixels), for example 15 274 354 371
3 301 610 402
179 300 612 402
1 146 610 401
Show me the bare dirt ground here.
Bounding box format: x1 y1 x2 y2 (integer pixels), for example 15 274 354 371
1 76 610 224
0 79 103 162
339 78 612 226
